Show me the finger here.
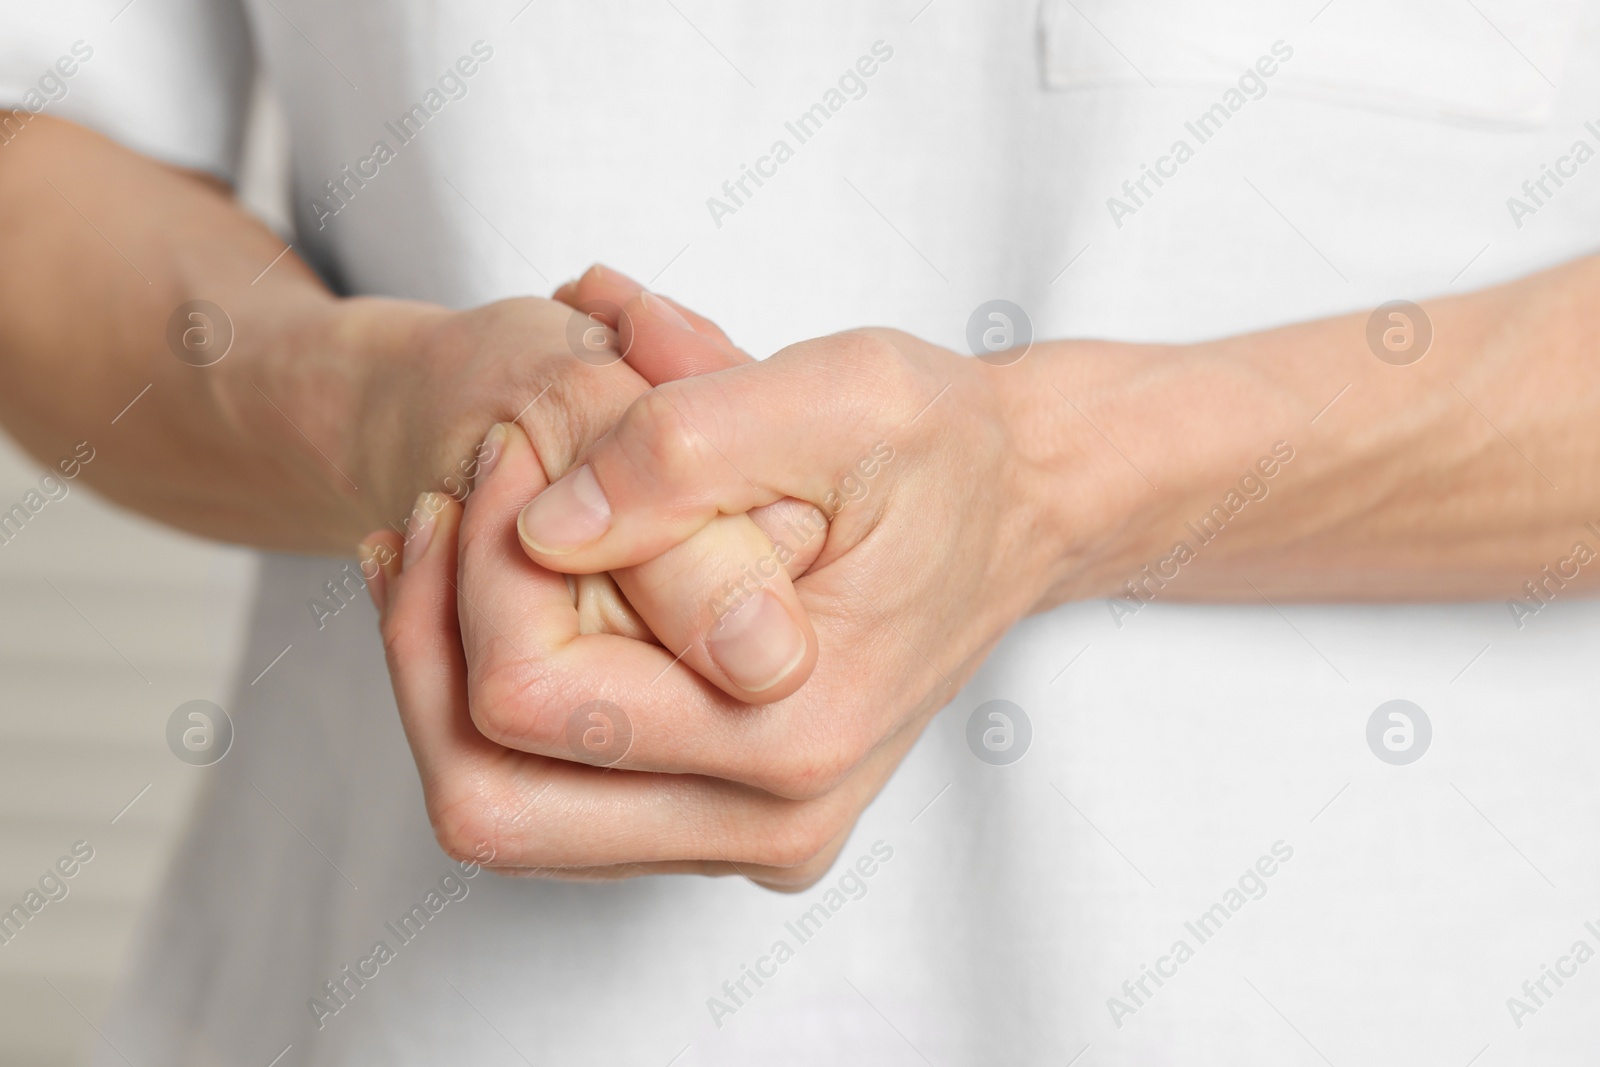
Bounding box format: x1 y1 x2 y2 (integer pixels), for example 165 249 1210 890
572 263 746 355
570 571 654 641
602 292 829 693
602 293 825 696
358 531 404 616
620 287 752 367
555 288 827 698
518 338 898 572
652 292 742 354
617 289 744 388
375 485 804 875
379 492 488 792
500 407 821 703
457 421 815 767
614 509 818 699
558 265 744 390
484 680 926 882
746 499 827 577
609 288 826 575
566 263 642 328
475 321 649 645
549 265 644 371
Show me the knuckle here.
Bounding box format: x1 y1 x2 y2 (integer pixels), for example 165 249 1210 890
755 850 844 892
833 328 925 423
428 791 506 870
766 746 855 801
756 808 845 869
763 716 871 801
465 651 565 752
835 327 906 375
837 326 904 363
620 383 714 493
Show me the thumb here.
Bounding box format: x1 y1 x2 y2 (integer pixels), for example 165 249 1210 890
619 291 748 385
616 290 826 578
561 267 825 577
560 264 749 382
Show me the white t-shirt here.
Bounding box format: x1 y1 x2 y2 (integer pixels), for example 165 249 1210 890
7 1 1600 1063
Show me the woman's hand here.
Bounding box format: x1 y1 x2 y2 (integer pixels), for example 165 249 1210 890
374 308 1115 886
346 267 826 703
366 422 904 890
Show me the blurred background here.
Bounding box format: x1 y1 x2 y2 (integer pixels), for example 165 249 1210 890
0 81 289 1066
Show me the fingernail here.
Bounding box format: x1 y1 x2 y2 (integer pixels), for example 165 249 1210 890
475 423 510 484
380 537 403 585
404 492 446 570
708 590 807 693
358 536 391 613
640 291 693 331
518 465 610 554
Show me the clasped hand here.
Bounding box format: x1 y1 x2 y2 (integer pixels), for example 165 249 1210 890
361 266 1083 891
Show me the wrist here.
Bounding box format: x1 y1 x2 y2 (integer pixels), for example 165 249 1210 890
218 293 448 549
1001 337 1286 612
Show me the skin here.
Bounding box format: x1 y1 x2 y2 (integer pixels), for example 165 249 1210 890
385 257 1600 888
5 117 1599 890
0 116 820 705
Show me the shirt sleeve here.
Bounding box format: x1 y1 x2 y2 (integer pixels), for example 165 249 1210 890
0 0 254 181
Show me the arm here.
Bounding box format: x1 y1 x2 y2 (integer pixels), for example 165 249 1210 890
1021 254 1600 607
0 116 650 556
393 259 1593 883
0 117 868 890
0 115 385 551
519 255 1600 612
0 119 830 703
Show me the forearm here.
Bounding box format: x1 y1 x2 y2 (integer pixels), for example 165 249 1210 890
1020 256 1600 606
0 116 428 552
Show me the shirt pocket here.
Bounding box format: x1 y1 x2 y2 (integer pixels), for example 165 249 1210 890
1038 0 1582 129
